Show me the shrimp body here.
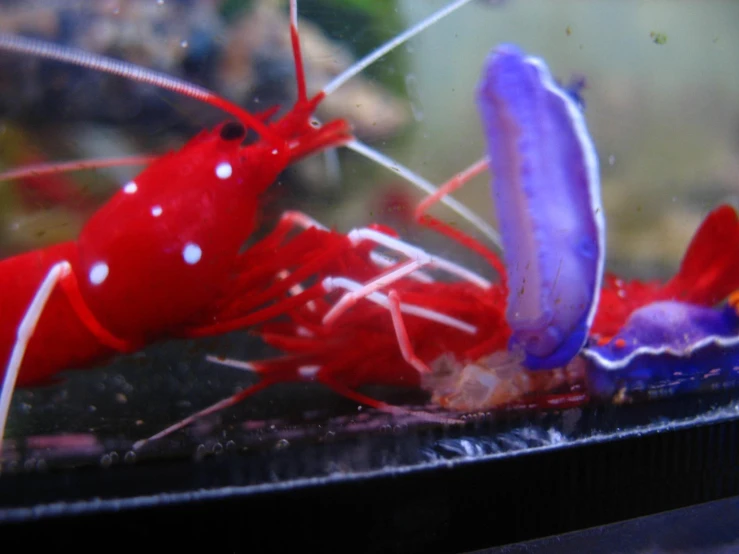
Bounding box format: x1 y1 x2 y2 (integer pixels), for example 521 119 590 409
0 122 292 386
0 112 350 383
0 1 361 450
75 122 284 341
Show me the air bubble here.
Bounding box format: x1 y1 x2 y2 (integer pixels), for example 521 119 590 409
100 454 113 468
194 444 207 461
212 442 224 455
274 439 290 450
124 451 137 464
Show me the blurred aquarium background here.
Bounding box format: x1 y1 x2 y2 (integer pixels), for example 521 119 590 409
0 0 737 469
392 0 739 279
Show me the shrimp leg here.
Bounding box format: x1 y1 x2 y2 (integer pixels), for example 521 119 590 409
387 290 431 376
0 262 137 458
321 228 491 326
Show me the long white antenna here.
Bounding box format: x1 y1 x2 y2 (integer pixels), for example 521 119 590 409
346 139 502 249
0 33 275 139
322 0 476 96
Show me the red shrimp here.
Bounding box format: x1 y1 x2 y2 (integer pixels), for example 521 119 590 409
591 203 739 342
0 0 483 453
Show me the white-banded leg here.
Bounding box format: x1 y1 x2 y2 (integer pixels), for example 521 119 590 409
414 157 490 221
387 290 431 376
132 373 275 451
0 263 70 459
0 262 133 461
348 228 491 288
148 273 476 445
279 210 329 232
200 357 460 427
344 139 501 247
142 268 477 449
322 228 490 326
321 277 477 335
274 212 436 285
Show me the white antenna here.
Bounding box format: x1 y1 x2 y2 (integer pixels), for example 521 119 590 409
322 0 476 96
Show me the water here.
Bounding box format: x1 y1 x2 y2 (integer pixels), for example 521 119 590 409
0 3 737 548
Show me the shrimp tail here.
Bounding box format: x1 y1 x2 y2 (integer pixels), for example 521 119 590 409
662 204 739 305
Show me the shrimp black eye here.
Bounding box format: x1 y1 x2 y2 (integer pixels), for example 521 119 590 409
220 121 246 141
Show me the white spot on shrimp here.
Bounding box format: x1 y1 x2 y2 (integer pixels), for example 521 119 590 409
296 326 314 337
298 365 320 380
151 205 163 217
215 162 232 180
123 181 137 194
89 262 109 285
182 243 202 265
